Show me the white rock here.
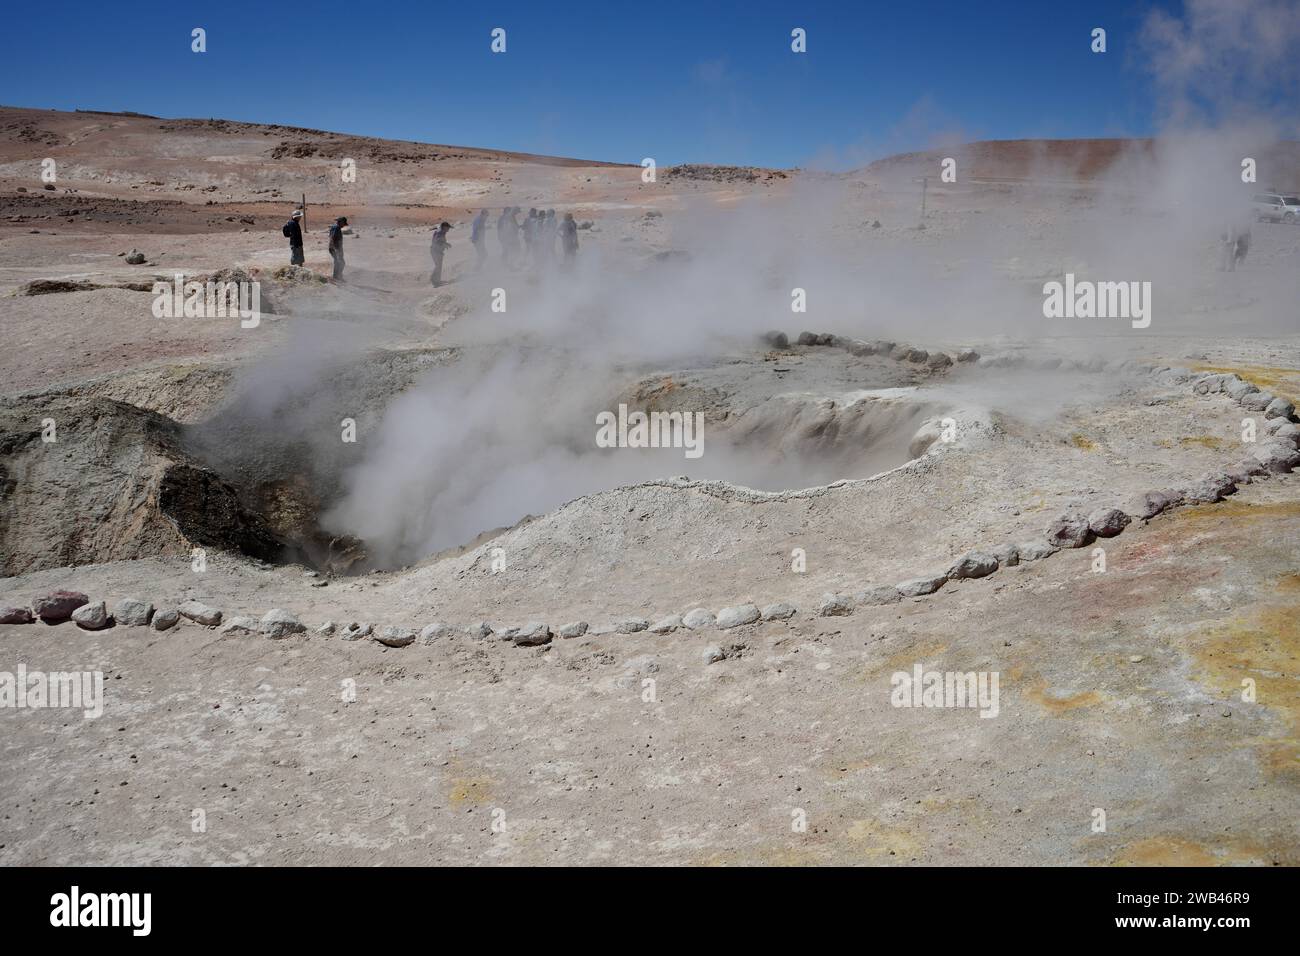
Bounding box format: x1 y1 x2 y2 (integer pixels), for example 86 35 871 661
896 574 947 597
760 602 797 620
260 608 305 639
178 600 222 627
716 604 760 629
948 551 998 579
702 645 726 665
316 621 337 635
855 586 901 606
419 622 455 644
558 621 589 639
72 601 109 630
682 608 715 630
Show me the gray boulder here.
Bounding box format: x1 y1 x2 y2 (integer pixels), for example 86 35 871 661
1088 508 1131 538
956 349 980 363
71 601 109 630
1016 540 1059 562
513 622 552 646
558 621 589 639
796 331 818 346
152 608 180 631
760 602 797 621
178 600 222 627
316 621 337 636
419 622 456 644
990 543 1019 568
1183 472 1237 503
220 616 259 635
948 551 998 579
896 574 947 597
375 626 417 648
649 614 682 634
762 330 789 349
1225 379 1259 401
33 590 89 623
716 604 761 628
925 351 953 370
464 621 493 640
702 644 727 665
1240 391 1274 411
260 608 305 639
614 618 649 634
682 608 715 630
818 593 854 616
0 607 34 625
1264 397 1296 420
1127 491 1172 521
340 622 373 642
855 586 902 606
1046 514 1093 548
113 598 153 626
1249 442 1300 474
124 249 146 264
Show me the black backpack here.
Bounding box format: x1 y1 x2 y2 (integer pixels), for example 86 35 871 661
282 221 294 238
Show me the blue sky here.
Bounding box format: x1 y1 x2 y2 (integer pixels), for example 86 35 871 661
2 1 1187 167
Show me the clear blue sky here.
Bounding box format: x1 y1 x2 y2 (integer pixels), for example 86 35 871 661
2 0 1184 167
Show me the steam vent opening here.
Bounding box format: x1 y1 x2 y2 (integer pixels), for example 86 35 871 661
151 340 959 575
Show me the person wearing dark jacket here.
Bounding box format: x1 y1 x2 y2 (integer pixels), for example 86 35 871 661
282 209 304 265
328 216 347 280
430 221 452 286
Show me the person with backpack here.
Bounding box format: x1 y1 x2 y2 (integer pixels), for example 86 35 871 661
282 209 304 266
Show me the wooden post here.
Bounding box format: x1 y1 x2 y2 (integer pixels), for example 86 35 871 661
301 192 307 238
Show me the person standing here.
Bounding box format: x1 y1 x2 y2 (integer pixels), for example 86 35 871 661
559 212 578 268
328 216 348 280
498 207 519 267
470 209 489 270
282 209 305 266
430 221 452 286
